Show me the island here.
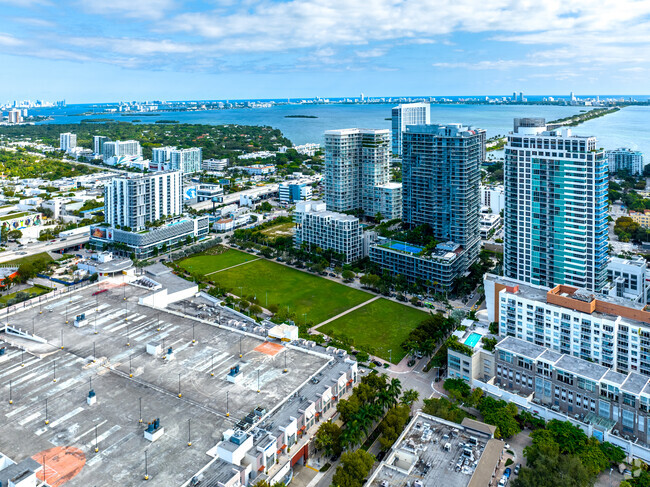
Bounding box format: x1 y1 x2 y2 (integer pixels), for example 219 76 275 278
284 115 318 118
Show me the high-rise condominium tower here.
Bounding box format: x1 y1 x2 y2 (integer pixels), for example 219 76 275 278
402 123 484 263
324 128 393 217
104 171 182 231
503 118 608 291
391 103 430 156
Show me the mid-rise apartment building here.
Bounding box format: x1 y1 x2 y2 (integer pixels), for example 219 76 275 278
503 118 608 292
608 148 644 175
59 132 77 152
485 274 650 376
202 158 228 172
294 201 362 264
480 185 505 214
102 140 142 160
391 103 430 156
369 239 467 292
104 171 182 231
401 123 484 272
279 183 312 204
324 128 391 217
494 335 650 445
373 182 402 220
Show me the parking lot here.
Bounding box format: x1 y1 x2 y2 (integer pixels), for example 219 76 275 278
0 282 328 486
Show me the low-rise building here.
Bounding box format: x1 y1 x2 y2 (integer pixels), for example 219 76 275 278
630 210 650 228
367 412 503 487
240 164 276 175
479 212 501 239
294 201 362 264
447 321 496 382
202 158 229 172
196 184 223 202
0 211 43 233
605 256 649 304
90 216 209 259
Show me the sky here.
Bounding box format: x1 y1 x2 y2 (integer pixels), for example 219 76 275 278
1 0 650 103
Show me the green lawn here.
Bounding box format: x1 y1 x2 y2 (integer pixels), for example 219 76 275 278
178 249 258 275
318 298 430 363
0 285 52 304
3 252 54 267
210 258 372 325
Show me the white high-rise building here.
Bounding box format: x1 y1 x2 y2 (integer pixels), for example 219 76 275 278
607 148 644 175
324 128 391 217
503 118 609 292
480 185 505 214
59 133 77 152
93 136 109 155
104 171 182 231
152 147 202 174
391 103 430 156
102 140 142 159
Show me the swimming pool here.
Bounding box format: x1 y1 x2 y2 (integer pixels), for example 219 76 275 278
387 241 423 254
464 332 482 348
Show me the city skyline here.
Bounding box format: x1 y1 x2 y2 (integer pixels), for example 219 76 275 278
1 0 649 102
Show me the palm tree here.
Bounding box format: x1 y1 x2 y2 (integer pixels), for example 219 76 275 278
387 378 402 407
400 389 420 407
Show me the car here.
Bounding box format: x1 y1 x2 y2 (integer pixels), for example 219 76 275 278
372 360 382 367
514 464 521 475
498 478 507 487
504 467 511 478
504 443 510 450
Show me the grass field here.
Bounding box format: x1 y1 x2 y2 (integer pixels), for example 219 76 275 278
178 249 258 275
0 285 52 305
318 298 430 363
208 257 372 324
260 222 294 238
3 252 54 266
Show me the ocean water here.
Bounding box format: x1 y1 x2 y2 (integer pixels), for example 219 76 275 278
31 103 650 156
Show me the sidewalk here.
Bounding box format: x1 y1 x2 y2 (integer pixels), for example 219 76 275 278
309 295 381 332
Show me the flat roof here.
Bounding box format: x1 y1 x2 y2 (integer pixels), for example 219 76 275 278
0 280 329 486
495 336 546 361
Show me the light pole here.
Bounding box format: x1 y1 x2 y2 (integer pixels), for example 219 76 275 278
226 391 229 417
239 336 242 358
187 419 192 447
178 373 182 398
60 329 64 350
210 354 214 377
52 360 57 383
95 424 99 453
144 450 149 481
8 379 12 405
44 398 49 425
139 397 143 424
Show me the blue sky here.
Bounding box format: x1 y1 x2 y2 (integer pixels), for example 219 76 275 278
1 0 649 103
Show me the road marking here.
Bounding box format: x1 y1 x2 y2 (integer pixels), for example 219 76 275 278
35 406 84 435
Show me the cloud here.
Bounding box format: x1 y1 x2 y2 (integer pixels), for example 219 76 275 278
355 48 386 58
432 59 566 70
0 33 23 47
80 0 176 20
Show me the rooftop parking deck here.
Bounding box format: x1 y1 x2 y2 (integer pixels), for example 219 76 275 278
0 281 328 486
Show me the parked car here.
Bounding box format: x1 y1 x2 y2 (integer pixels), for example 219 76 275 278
514 464 521 475
504 467 511 479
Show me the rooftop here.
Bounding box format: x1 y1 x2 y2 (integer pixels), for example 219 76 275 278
367 412 502 487
0 279 329 486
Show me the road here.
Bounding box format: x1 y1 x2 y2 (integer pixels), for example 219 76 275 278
0 234 88 264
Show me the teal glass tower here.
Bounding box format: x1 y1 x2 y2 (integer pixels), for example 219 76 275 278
504 118 608 292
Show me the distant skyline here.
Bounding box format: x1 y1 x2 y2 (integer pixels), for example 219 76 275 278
1 0 649 103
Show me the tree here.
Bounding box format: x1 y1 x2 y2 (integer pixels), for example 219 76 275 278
378 404 410 450
443 378 471 403
342 270 356 282
477 396 520 439
331 450 376 487
400 389 420 407
6 229 22 241
249 304 263 316
314 421 342 457
513 441 592 487
268 303 279 314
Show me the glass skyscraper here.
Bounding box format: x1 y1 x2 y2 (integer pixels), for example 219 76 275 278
503 118 608 292
391 103 430 156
